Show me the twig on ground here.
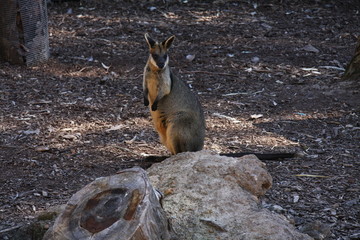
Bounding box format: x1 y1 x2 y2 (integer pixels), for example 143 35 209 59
0 225 23 234
181 70 239 77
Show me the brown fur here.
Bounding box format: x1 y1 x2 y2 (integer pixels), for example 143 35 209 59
143 34 205 154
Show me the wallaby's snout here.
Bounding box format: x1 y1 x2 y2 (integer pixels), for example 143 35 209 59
152 53 167 69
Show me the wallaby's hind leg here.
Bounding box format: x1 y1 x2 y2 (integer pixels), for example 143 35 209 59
165 115 204 154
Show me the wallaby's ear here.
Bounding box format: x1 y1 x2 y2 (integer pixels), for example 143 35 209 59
162 35 175 49
145 33 156 48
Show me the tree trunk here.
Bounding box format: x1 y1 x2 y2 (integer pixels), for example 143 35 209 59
0 0 23 64
0 0 49 65
343 37 360 81
43 167 175 240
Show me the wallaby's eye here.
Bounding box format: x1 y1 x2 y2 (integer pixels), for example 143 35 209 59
152 53 159 61
152 53 167 61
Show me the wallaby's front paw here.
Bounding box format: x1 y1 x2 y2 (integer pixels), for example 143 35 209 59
151 103 158 111
144 98 149 106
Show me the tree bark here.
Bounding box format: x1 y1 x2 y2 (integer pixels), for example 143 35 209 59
43 167 175 240
0 0 49 65
0 0 23 64
343 37 360 81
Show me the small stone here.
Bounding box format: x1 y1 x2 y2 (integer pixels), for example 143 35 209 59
303 44 320 53
251 56 260 63
186 54 195 61
271 204 285 214
35 146 50 152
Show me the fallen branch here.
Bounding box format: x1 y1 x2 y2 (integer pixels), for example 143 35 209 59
212 113 241 123
318 66 345 71
220 152 296 160
118 74 142 80
181 70 239 77
0 225 22 234
222 88 265 96
0 145 21 149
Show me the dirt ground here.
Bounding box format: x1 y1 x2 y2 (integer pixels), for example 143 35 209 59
1 0 359 239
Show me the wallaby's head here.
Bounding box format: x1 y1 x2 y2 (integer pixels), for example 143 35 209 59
145 33 175 70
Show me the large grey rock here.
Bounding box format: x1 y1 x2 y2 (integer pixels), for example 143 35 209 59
147 151 313 240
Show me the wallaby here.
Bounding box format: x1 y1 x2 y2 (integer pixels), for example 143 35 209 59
143 33 205 155
142 34 295 162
